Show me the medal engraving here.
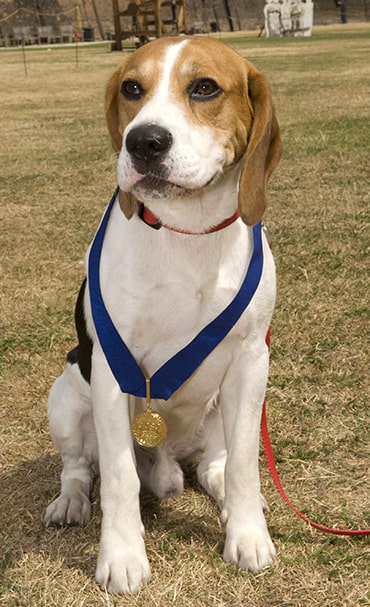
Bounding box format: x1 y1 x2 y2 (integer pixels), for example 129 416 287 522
131 378 167 447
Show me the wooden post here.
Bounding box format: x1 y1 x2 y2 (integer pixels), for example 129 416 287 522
111 0 122 50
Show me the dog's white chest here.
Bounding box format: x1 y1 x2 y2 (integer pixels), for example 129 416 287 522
90 200 254 381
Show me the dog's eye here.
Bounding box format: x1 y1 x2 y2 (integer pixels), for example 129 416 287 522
188 78 222 101
121 80 143 100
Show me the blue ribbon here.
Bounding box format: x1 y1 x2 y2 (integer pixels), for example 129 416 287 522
88 189 264 400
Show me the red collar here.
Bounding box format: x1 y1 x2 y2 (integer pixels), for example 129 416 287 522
137 202 240 235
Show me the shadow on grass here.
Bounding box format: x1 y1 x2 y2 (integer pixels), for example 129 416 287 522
0 454 223 584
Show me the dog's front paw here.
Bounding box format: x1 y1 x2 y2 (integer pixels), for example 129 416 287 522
222 518 276 572
96 536 151 594
44 487 91 527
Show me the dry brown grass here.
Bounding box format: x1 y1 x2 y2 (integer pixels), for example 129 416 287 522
1 26 369 606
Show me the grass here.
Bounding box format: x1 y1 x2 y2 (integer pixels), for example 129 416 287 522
1 24 369 607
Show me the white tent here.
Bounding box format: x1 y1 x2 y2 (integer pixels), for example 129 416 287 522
264 0 313 37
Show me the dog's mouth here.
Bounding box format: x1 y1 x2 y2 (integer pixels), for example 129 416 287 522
134 174 191 200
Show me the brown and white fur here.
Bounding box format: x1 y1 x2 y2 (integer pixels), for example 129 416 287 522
44 36 282 594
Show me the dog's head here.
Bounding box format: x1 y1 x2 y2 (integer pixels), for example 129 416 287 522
105 37 282 226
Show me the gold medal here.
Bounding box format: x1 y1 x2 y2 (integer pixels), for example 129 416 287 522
131 410 167 447
131 379 167 448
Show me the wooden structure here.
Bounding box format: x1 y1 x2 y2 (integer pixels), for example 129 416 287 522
12 26 37 45
111 0 186 50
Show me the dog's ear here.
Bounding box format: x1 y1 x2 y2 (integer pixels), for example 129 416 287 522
118 189 135 219
105 61 135 219
105 64 125 153
238 66 282 226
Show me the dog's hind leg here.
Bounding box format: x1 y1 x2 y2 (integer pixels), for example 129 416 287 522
136 442 184 499
44 362 97 527
197 406 227 508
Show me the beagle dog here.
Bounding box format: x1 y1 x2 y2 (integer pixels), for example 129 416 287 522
45 36 282 594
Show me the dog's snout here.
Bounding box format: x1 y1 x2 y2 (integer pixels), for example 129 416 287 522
126 125 173 170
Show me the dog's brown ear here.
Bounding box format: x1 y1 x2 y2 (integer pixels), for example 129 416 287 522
105 61 135 219
238 66 282 226
118 189 135 219
105 63 126 154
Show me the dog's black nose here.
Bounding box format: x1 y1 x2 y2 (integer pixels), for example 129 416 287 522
126 124 173 171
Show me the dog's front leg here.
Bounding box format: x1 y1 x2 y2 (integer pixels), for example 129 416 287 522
220 342 276 572
91 348 150 594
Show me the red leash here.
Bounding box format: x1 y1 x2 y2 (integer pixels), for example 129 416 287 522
261 401 370 536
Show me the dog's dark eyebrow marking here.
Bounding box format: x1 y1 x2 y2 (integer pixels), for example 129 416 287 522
66 278 92 384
